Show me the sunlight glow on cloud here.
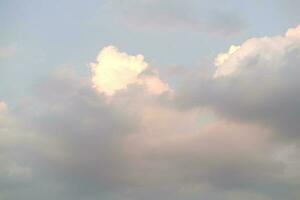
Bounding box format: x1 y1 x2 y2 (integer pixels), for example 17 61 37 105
90 46 169 96
213 45 240 78
213 25 300 79
286 24 300 38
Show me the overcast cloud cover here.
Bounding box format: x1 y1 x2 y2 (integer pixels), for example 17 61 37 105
1 0 300 200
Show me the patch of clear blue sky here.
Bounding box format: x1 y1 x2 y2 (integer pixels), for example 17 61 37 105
0 0 299 105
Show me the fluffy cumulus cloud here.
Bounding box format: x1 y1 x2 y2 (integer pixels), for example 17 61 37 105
91 46 169 96
179 24 300 141
2 26 300 199
214 25 300 79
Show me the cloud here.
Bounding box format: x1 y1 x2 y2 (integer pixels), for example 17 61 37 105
177 24 300 141
108 0 246 36
214 25 300 79
273 144 300 178
91 46 169 96
1 39 300 199
0 69 140 199
0 71 278 199
214 45 241 78
125 120 281 189
0 101 38 199
5 68 299 199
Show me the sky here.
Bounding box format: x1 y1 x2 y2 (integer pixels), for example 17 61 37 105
0 0 300 199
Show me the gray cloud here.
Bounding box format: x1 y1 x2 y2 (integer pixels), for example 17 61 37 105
0 66 298 200
108 0 246 36
177 25 300 141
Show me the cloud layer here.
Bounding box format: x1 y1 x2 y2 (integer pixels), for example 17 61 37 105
1 25 300 199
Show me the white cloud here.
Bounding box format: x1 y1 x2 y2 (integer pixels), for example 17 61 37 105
286 25 300 38
213 45 240 78
213 25 300 79
90 46 169 96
